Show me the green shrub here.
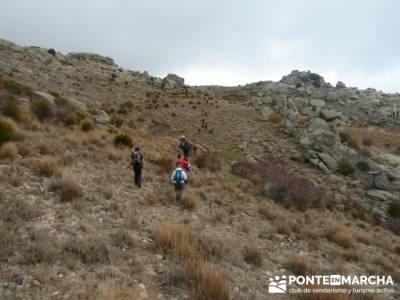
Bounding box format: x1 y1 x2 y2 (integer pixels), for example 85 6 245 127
338 159 355 176
114 134 133 147
32 99 53 120
388 202 400 218
339 132 359 150
3 99 23 122
81 121 94 132
63 114 78 126
0 118 16 144
356 160 370 172
3 80 32 96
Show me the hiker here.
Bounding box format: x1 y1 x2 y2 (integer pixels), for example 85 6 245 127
178 136 192 159
170 161 188 201
177 153 189 171
129 147 144 188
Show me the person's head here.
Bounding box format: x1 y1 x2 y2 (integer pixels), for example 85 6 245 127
135 147 140 152
177 153 182 159
176 161 182 168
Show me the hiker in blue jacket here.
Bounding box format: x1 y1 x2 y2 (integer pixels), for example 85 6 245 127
170 161 188 201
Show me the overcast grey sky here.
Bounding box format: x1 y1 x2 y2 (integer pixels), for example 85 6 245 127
0 0 399 92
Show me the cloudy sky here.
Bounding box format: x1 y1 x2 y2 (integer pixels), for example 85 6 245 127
0 0 399 92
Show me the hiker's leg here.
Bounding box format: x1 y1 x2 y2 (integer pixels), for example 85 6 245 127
137 167 142 188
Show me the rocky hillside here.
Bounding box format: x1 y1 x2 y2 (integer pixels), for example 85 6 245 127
0 38 400 300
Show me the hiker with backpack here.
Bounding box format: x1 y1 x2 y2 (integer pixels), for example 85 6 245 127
170 161 188 201
129 147 144 188
178 136 192 159
177 153 189 171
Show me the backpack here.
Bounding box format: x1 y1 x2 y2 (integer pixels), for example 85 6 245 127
174 169 186 186
131 152 142 166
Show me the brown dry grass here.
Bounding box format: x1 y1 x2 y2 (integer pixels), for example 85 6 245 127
285 255 316 276
188 262 230 300
325 224 356 249
0 142 18 162
327 246 363 262
103 186 114 199
59 176 84 202
243 244 263 266
34 156 59 177
346 127 400 152
154 223 200 262
258 202 279 220
182 191 199 210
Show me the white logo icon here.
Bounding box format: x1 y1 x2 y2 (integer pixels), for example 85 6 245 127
330 275 341 286
268 275 287 293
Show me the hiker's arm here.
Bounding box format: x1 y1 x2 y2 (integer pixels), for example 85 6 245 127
170 171 175 183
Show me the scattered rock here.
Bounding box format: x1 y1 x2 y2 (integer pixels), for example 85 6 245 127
374 172 391 191
366 190 400 202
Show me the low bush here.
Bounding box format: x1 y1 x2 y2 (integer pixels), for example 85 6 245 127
31 98 53 120
388 202 400 218
232 158 324 210
195 150 221 172
0 117 16 144
111 116 124 128
356 160 370 172
0 142 18 162
110 230 135 249
337 159 355 176
362 138 373 146
268 112 282 123
59 177 84 202
63 236 110 264
339 132 359 150
3 80 32 95
81 121 94 132
25 231 59 264
114 133 133 147
3 99 23 122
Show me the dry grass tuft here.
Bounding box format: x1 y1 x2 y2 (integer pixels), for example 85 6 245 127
258 202 278 220
154 223 200 262
243 244 263 266
148 155 174 173
144 188 157 205
188 262 230 300
182 192 199 210
0 142 18 162
59 176 84 202
103 186 114 199
285 255 316 276
327 246 363 262
63 236 110 264
35 156 59 177
325 224 356 249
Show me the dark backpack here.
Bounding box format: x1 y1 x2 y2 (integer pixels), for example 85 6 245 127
131 152 143 166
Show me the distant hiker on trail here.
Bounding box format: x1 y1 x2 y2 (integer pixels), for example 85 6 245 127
178 136 192 159
170 161 188 201
129 147 144 188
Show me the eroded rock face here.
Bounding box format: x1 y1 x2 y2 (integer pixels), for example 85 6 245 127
162 74 185 89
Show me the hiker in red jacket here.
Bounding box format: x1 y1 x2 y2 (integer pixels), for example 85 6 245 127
177 153 188 171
